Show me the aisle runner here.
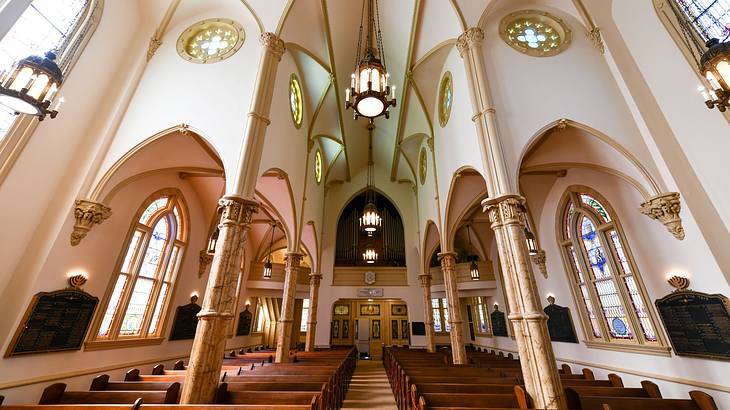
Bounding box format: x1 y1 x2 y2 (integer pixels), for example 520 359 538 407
342 359 398 410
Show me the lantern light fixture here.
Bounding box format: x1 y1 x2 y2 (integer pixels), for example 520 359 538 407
206 226 220 255
363 246 378 264
263 221 277 279
465 224 480 281
0 51 64 120
345 0 396 121
699 38 730 111
525 227 539 256
359 123 381 236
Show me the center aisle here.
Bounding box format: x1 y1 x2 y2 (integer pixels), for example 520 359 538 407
341 359 398 410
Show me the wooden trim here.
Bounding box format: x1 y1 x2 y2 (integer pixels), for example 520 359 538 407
84 337 165 351
582 340 671 356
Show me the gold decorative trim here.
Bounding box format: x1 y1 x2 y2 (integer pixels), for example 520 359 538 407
176 18 245 64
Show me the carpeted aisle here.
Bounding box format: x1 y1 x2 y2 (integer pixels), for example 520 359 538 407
342 359 398 409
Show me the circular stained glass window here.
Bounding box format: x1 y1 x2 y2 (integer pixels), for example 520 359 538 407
438 71 453 128
419 147 427 185
177 18 244 64
500 10 571 57
314 150 323 184
290 74 303 128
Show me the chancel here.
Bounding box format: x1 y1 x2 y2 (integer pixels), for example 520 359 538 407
0 0 729 409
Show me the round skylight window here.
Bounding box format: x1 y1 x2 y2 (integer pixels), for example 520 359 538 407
315 150 323 184
177 18 244 64
500 10 571 57
290 74 303 128
438 71 453 128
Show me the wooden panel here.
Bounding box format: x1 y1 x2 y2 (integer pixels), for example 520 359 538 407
332 267 408 286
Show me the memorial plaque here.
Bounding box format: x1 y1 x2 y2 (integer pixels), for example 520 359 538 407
7 289 98 356
544 303 578 343
411 321 426 336
655 290 730 360
491 306 508 337
235 306 253 337
170 298 202 340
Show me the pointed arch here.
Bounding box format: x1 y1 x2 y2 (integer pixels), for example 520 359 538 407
443 166 488 251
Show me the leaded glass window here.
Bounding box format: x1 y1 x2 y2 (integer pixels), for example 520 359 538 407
476 296 490 334
558 187 663 349
289 73 303 128
301 299 310 331
672 0 730 41
0 0 98 142
95 190 187 342
431 298 451 333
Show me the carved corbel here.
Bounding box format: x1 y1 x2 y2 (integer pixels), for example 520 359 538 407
71 200 111 246
531 250 548 278
639 192 685 240
587 27 605 54
198 250 213 278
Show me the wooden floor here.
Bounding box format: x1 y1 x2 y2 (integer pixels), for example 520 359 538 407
342 359 398 410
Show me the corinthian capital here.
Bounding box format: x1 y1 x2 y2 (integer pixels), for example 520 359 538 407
456 27 484 57
438 252 457 270
218 196 258 226
285 252 304 269
309 272 322 286
640 192 685 240
482 194 527 228
71 200 111 246
260 32 285 59
418 273 432 288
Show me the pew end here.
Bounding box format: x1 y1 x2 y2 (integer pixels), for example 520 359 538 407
581 368 595 380
607 374 623 387
89 374 110 390
560 364 572 375
38 383 66 405
173 360 185 370
125 369 141 381
151 364 165 375
514 385 532 409
641 380 662 398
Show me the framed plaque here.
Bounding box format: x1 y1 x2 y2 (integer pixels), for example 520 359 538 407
170 297 202 340
411 322 426 336
544 303 578 343
334 304 350 316
360 304 380 316
491 306 508 337
656 290 730 360
391 304 407 316
235 305 253 337
7 289 98 356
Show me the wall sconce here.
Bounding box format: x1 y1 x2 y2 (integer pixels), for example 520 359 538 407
546 294 556 305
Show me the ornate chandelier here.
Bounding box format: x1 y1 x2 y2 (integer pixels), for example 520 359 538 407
699 38 730 111
263 221 277 279
0 51 63 120
345 0 396 121
359 124 381 236
363 246 378 264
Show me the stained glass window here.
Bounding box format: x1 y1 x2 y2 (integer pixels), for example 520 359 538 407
419 147 427 185
558 188 662 348
314 150 322 184
476 297 489 334
301 299 310 331
432 298 452 332
256 302 265 332
673 0 730 41
176 18 244 64
438 72 453 127
501 10 572 57
290 74 303 128
95 191 187 342
0 0 95 141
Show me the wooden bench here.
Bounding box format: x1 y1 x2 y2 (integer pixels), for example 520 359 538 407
38 383 179 405
575 390 717 410
214 383 321 409
90 375 178 393
415 386 531 410
1 405 317 409
564 381 661 409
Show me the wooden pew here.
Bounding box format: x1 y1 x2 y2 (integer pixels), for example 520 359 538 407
2 405 317 410
564 381 661 409
215 382 322 409
37 383 179 405
90 375 178 393
575 390 718 410
415 386 531 410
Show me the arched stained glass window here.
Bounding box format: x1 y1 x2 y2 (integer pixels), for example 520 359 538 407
670 0 730 41
557 186 666 352
92 189 187 345
0 0 101 141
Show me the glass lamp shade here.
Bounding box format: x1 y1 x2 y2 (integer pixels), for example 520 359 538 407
702 39 730 92
470 259 480 281
360 202 381 235
525 228 539 256
0 51 63 119
363 247 378 264
356 96 385 118
206 227 220 255
263 261 272 279
346 52 396 119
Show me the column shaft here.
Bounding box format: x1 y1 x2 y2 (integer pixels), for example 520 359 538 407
305 273 322 352
276 252 302 362
484 195 565 409
418 273 436 353
180 196 258 403
438 252 467 364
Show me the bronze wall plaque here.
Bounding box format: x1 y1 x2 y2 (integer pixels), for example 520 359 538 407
411 321 426 336
491 307 508 337
544 303 578 343
655 290 730 360
235 306 253 337
7 289 98 356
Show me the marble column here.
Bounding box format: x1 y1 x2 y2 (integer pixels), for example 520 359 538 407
418 273 436 353
305 272 322 352
438 252 467 364
275 252 303 363
180 196 258 403
483 194 565 409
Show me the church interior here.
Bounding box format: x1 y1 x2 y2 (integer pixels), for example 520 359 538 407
0 0 729 409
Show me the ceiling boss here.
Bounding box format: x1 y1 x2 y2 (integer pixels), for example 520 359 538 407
345 0 396 122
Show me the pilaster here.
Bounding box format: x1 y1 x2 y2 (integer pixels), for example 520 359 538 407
418 273 436 353
276 252 303 363
70 199 111 246
438 252 467 364
181 196 258 404
305 272 322 352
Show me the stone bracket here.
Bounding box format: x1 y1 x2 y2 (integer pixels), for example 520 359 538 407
71 199 111 246
198 250 213 278
639 192 684 240
531 250 548 278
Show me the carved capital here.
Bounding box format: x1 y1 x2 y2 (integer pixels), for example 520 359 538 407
260 32 285 59
309 272 322 287
456 27 484 57
438 252 458 271
146 36 162 61
218 196 258 227
198 250 213 278
418 273 432 288
285 252 304 269
530 250 547 278
71 200 111 246
482 194 527 228
587 27 605 54
639 192 684 240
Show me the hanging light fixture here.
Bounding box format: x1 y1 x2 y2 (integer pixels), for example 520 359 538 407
263 222 276 279
525 227 539 256
0 51 63 120
363 245 378 264
699 38 730 111
345 0 396 121
466 224 480 281
206 227 219 255
359 123 381 236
